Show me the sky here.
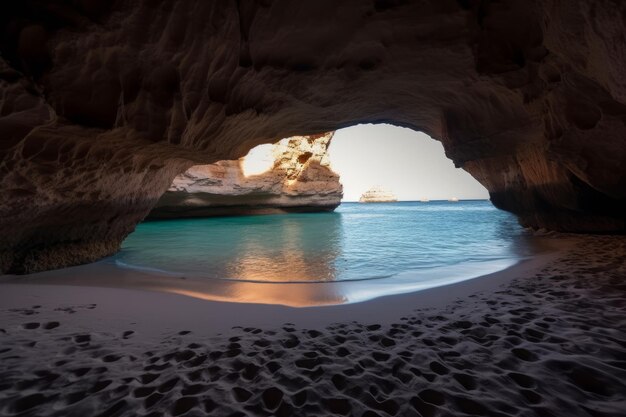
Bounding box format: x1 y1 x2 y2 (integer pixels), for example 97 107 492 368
328 124 489 202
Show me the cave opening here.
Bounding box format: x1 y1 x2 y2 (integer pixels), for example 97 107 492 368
327 124 489 203
107 124 534 306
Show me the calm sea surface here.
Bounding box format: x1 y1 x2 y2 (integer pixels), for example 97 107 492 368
117 201 532 283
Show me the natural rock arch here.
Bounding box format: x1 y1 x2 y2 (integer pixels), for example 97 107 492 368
1 0 625 273
148 132 343 219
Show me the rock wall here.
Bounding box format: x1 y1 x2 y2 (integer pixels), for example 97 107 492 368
148 133 342 218
1 0 625 272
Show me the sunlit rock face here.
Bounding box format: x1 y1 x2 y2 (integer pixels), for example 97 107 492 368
149 133 342 218
1 0 625 272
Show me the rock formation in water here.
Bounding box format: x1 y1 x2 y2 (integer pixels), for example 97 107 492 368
1 1 625 272
149 133 342 218
359 186 398 203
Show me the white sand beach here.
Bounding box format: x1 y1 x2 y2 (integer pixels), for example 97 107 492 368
0 234 624 416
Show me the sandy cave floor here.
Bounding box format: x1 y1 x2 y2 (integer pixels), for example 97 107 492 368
0 235 625 417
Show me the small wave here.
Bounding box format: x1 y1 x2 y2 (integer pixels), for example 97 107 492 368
113 257 519 286
114 259 184 277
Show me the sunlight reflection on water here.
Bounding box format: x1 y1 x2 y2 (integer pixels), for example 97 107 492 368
2 202 545 307
118 201 533 283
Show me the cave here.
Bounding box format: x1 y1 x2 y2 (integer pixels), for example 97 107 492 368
1 2 625 416
1 0 625 274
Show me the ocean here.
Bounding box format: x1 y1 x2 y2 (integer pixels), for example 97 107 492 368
117 201 532 285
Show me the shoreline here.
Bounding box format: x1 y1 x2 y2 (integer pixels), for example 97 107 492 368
1 234 624 416
0 254 546 337
0 256 529 308
0 234 559 320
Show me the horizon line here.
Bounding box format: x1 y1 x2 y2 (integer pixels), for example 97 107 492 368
340 198 491 203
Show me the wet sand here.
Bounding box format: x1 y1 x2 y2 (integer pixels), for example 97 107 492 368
0 234 624 416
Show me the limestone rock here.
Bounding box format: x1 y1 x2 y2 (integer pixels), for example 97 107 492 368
149 133 342 218
359 187 397 203
1 1 625 272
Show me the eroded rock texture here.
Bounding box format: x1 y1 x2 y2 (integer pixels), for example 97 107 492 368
148 132 342 218
1 0 625 272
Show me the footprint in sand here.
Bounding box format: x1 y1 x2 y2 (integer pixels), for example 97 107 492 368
158 377 179 393
70 367 90 377
102 354 122 363
452 372 477 390
324 397 351 415
261 387 284 410
73 334 91 344
133 386 155 398
171 396 198 416
232 387 253 402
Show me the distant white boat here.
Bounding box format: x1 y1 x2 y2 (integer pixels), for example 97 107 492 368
419 198 430 202
359 186 397 203
448 197 459 202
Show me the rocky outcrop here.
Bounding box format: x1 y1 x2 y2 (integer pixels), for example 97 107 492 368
1 1 625 272
149 133 342 218
359 187 397 203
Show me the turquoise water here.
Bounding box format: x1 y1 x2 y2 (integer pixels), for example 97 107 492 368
117 201 532 283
